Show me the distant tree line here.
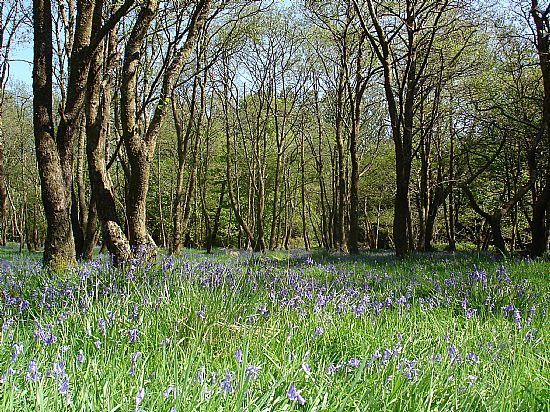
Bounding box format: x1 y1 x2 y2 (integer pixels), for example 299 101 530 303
0 0 549 266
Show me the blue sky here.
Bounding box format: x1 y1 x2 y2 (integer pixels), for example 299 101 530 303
9 41 33 86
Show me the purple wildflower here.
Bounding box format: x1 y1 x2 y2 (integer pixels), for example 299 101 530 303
59 377 69 394
448 345 458 361
313 326 324 338
162 257 174 271
164 384 176 399
258 303 268 316
245 364 262 380
513 309 522 329
502 304 514 316
287 385 306 405
26 360 39 381
348 357 360 368
465 352 480 363
99 318 107 336
234 348 243 363
129 352 141 376
33 324 57 345
326 363 341 375
135 387 145 405
11 343 23 363
219 370 232 393
466 308 477 319
77 350 85 363
128 326 139 343
53 361 66 378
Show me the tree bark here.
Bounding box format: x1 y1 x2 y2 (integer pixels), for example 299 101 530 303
121 0 211 251
86 12 131 263
530 1 550 256
0 130 8 246
34 0 76 266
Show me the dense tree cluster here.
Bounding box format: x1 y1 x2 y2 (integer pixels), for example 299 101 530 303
0 0 549 265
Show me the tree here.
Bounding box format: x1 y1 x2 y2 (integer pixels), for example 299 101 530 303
0 0 24 246
529 0 550 256
33 0 133 266
353 0 453 256
120 0 212 253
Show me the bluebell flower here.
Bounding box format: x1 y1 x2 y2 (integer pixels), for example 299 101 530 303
287 385 306 405
502 304 514 316
245 364 261 380
524 328 537 341
99 318 107 336
135 387 145 405
313 326 324 337
53 360 66 378
326 363 341 375
11 342 23 362
129 352 141 376
348 357 360 368
258 303 268 316
26 360 39 381
164 384 176 399
448 345 458 361
219 370 232 393
466 308 477 319
234 348 243 363
59 377 69 394
128 326 139 343
465 352 480 363
33 324 57 345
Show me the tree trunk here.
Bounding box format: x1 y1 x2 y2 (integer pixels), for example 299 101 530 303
531 2 550 256
269 150 282 250
86 17 131 263
121 0 211 252
0 134 8 246
531 188 550 256
33 0 76 266
300 129 310 250
333 67 346 252
171 77 198 254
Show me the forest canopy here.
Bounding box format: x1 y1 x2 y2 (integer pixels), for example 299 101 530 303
0 0 549 265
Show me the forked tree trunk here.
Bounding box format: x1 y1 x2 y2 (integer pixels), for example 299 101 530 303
121 0 211 252
34 0 133 267
33 0 75 266
86 15 131 263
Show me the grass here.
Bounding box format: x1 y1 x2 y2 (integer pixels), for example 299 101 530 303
0 248 548 411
